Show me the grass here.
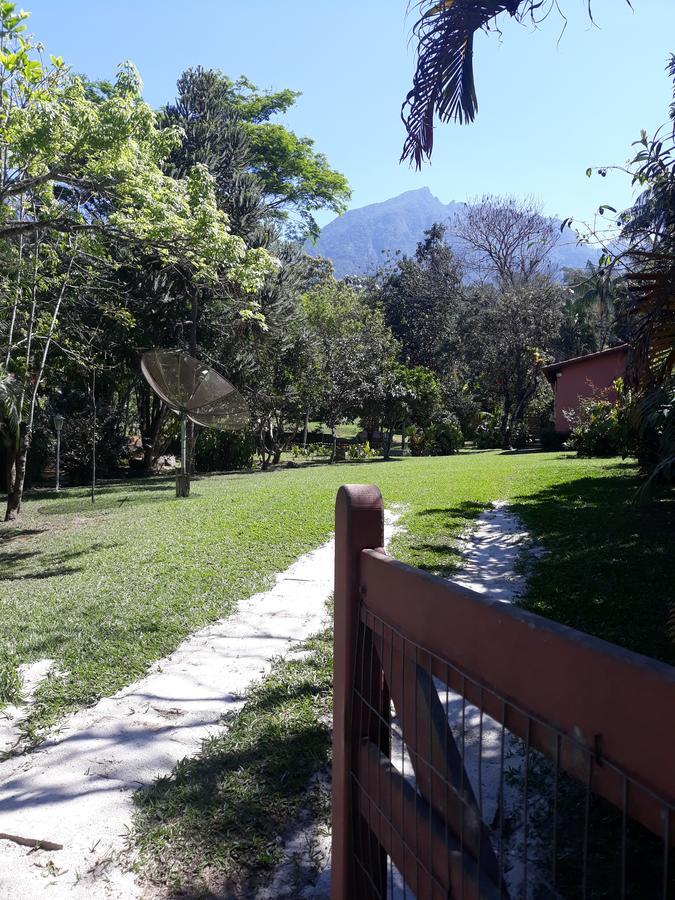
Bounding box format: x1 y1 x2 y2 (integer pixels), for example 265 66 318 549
305 420 362 439
133 628 333 897
2 451 673 890
1 452 673 744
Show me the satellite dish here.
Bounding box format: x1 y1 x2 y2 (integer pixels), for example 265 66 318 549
141 350 249 496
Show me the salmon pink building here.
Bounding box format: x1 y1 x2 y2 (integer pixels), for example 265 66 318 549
543 345 629 434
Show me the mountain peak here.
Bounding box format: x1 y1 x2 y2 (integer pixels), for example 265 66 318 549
309 190 593 279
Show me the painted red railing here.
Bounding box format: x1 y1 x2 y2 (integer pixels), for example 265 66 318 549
332 484 675 899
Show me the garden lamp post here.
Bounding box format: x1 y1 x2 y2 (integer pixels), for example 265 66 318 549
54 413 65 492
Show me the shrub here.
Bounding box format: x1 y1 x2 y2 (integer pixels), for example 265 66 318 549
410 414 463 456
195 430 255 472
474 412 502 450
567 396 633 458
347 441 376 460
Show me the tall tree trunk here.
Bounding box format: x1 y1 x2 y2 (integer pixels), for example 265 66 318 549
4 424 29 521
4 248 73 520
302 409 309 449
500 396 512 450
331 424 337 463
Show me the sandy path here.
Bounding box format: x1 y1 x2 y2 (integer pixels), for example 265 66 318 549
0 536 337 899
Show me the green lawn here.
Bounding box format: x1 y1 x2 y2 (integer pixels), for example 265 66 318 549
1 451 673 747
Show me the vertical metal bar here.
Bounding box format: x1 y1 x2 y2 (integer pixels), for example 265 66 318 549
552 732 561 892
428 652 433 895
582 751 592 899
663 805 671 900
446 664 452 897
523 718 531 899
620 777 628 900
499 700 506 893
55 430 61 492
478 687 484 897
460 676 466 900
400 630 406 898
388 622 394 900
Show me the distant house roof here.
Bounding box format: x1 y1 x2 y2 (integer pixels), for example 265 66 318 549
543 344 630 386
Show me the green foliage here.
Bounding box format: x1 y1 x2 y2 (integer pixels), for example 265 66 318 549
194 429 255 472
0 367 20 450
474 412 503 450
347 440 376 460
374 223 463 372
409 413 463 456
162 69 350 240
567 390 634 459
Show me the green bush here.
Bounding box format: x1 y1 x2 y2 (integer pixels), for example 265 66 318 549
568 396 633 458
410 414 463 457
474 412 502 449
347 441 376 460
195 430 255 472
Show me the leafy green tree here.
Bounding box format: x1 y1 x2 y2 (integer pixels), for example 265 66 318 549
373 223 463 371
375 364 442 460
303 279 397 461
462 279 565 447
0 5 275 518
162 69 350 240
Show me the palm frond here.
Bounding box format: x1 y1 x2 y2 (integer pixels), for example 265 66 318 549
401 1 522 167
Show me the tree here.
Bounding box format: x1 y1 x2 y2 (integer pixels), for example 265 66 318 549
0 6 276 519
375 364 442 460
558 264 631 358
462 280 565 447
618 58 675 485
162 69 350 240
373 223 463 370
303 280 397 461
451 196 559 287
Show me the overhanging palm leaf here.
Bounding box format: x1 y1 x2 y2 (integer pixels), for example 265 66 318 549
401 0 523 167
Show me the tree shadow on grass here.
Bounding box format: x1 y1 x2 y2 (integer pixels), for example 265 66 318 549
403 501 486 578
134 703 330 897
509 471 675 665
0 540 119 583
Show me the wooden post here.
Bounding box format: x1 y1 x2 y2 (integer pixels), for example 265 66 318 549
332 484 384 900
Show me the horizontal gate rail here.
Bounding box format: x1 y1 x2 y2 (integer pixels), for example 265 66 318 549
332 484 675 900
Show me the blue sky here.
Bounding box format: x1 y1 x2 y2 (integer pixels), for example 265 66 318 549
24 1 675 228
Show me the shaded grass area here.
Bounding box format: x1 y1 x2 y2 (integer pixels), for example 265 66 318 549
133 629 333 898
512 462 675 665
1 452 673 746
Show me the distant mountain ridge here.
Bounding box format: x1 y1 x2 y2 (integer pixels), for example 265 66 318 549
307 187 596 279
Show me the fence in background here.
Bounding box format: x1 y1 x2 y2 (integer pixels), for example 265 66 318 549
332 484 675 899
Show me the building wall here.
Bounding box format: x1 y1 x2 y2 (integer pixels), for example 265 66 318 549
552 349 628 433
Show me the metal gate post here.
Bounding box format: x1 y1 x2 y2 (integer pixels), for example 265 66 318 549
332 484 385 900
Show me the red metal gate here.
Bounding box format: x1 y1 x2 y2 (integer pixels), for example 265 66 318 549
332 484 675 899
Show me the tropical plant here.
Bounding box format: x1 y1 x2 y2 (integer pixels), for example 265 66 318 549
619 58 675 486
